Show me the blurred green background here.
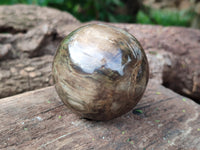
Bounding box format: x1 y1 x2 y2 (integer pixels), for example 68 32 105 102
0 0 199 28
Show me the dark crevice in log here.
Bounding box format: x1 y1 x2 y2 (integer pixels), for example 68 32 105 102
0 26 27 34
161 58 200 105
162 66 200 105
162 81 200 105
29 32 62 58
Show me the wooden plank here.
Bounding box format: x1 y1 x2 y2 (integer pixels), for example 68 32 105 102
0 80 200 150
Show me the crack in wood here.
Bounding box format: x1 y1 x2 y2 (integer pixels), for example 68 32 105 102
38 128 83 149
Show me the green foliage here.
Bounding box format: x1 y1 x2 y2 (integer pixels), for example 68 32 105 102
47 0 131 22
0 0 48 5
0 0 195 27
136 9 195 27
136 11 152 24
0 0 131 22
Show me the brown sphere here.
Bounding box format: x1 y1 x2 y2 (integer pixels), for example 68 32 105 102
52 24 149 121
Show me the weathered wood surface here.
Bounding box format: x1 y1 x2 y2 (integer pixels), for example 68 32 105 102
0 80 200 150
0 5 200 150
0 4 79 32
0 55 53 98
1 5 200 102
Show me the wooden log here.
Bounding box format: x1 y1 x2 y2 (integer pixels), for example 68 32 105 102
0 80 199 150
0 4 79 32
0 55 53 98
1 5 200 102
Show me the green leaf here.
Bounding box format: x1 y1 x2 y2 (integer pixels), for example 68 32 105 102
156 92 161 95
182 98 186 102
155 120 160 123
24 128 28 131
135 109 143 114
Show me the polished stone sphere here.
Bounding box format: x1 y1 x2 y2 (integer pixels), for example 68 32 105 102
52 24 149 121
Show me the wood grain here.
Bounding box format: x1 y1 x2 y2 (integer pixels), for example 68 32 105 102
52 24 149 120
0 80 199 150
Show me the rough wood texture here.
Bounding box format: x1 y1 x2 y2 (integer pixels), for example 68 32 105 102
0 5 80 98
0 4 79 32
113 23 200 102
0 17 199 104
0 5 200 102
0 80 200 150
0 55 53 98
0 4 200 150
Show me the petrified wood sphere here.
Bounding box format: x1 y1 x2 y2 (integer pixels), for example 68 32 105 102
52 24 149 121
